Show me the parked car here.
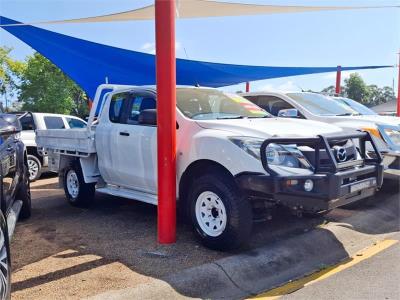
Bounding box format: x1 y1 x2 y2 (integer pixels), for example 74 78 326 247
241 91 400 180
36 85 383 250
12 112 87 181
0 114 32 299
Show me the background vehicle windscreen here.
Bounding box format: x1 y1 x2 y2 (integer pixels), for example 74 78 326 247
66 117 87 128
19 113 35 130
177 88 269 120
287 92 358 116
335 97 377 115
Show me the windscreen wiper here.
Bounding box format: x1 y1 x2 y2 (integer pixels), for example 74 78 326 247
247 115 270 119
335 113 356 116
217 115 245 119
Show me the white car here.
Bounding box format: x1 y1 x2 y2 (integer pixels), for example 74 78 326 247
15 112 87 181
36 85 383 250
241 92 400 179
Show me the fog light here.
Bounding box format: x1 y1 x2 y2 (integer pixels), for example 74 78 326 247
304 179 314 192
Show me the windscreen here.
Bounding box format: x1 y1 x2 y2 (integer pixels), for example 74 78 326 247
177 88 269 120
335 97 377 115
287 92 358 116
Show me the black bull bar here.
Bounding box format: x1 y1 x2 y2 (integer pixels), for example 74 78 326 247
260 131 382 175
236 131 384 212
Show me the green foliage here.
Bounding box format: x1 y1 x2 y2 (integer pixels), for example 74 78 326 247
344 73 369 103
0 46 25 100
321 72 395 107
19 53 89 117
321 85 336 95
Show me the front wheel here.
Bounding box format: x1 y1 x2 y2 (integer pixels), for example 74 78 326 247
189 173 253 251
63 162 95 207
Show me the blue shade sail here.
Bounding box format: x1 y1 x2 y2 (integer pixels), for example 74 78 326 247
0 16 391 99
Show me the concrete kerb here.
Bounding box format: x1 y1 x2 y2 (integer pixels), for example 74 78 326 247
89 193 399 300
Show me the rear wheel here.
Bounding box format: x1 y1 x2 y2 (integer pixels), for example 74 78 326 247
189 173 252 251
0 213 11 300
63 162 95 207
27 155 42 182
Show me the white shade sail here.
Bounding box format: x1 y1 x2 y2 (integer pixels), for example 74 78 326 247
0 0 397 26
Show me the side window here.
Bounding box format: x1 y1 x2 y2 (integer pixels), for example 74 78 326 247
19 114 35 130
44 116 65 129
67 118 86 128
257 96 294 116
243 96 259 105
109 93 128 123
127 95 156 124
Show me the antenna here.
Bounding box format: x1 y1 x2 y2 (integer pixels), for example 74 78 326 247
182 45 200 87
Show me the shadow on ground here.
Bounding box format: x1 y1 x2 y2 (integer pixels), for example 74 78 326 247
11 178 399 299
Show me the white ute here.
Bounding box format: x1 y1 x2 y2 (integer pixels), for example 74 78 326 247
13 112 87 181
36 85 383 250
241 92 400 179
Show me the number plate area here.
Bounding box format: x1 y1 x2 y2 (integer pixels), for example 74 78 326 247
350 178 377 193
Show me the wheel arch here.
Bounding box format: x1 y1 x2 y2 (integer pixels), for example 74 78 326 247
58 155 80 188
26 146 43 164
179 159 234 204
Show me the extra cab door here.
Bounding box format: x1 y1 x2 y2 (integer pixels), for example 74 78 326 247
96 91 157 193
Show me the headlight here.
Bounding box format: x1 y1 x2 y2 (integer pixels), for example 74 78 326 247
265 143 312 169
229 137 263 160
229 137 312 170
382 127 400 146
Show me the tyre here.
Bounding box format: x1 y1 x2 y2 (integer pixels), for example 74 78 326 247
27 155 42 182
0 212 11 300
188 173 253 251
16 163 32 220
63 161 95 207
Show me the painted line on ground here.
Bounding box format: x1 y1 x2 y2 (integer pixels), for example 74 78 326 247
252 239 399 300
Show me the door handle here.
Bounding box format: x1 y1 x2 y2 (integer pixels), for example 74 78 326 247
119 132 130 136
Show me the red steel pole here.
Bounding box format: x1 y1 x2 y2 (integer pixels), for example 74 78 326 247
397 51 400 117
246 82 250 92
155 0 176 244
335 65 342 95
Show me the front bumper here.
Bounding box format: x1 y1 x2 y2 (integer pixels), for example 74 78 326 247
236 132 384 213
236 164 383 212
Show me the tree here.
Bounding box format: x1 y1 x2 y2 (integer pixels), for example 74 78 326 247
0 46 26 110
19 53 89 117
321 85 336 95
344 73 369 104
320 72 395 107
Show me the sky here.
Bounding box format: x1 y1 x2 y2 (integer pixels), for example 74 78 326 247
0 0 399 99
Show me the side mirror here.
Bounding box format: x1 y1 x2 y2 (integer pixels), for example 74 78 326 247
278 108 299 118
0 114 22 136
138 109 157 126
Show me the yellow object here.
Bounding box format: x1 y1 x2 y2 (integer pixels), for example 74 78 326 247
362 127 381 139
252 239 398 300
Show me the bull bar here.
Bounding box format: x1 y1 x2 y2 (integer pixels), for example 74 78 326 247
236 131 384 213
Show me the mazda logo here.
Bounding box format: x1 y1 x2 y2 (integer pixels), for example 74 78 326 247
334 146 347 162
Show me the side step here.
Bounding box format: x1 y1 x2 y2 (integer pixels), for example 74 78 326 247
7 200 23 240
96 185 158 205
